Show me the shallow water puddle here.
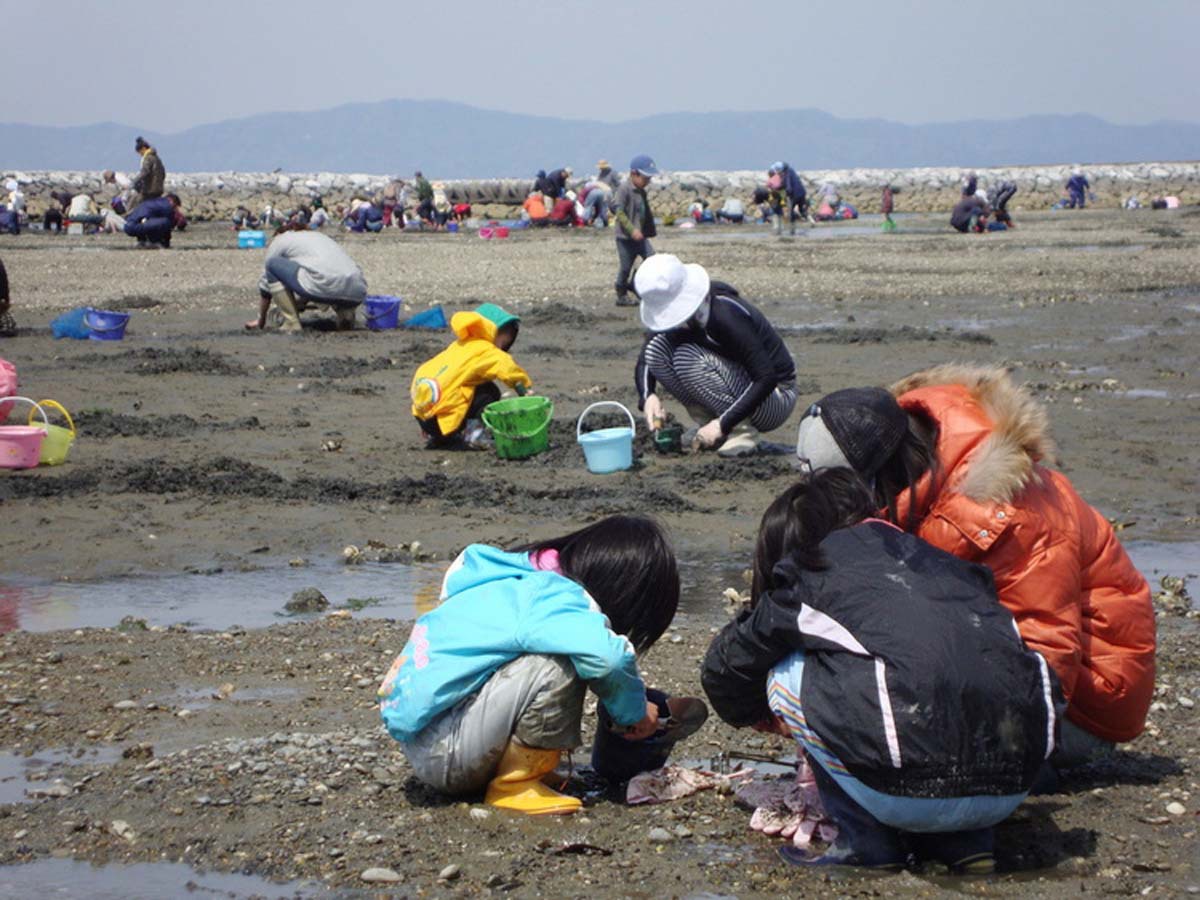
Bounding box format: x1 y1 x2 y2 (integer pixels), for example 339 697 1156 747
0 560 445 634
0 858 326 899
0 745 122 804
678 558 753 622
1125 540 1200 586
156 684 299 711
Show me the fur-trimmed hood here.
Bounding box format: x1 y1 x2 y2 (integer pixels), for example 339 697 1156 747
890 364 1057 504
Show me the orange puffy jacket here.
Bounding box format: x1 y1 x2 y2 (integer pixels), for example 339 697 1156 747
887 365 1155 743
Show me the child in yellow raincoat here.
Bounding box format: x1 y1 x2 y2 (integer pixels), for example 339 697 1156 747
412 303 531 449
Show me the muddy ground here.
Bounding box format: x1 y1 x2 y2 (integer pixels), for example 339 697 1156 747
0 210 1199 897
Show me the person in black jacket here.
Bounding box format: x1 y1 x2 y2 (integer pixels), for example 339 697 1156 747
544 167 572 198
771 162 812 234
950 193 989 233
633 254 797 457
702 469 1063 872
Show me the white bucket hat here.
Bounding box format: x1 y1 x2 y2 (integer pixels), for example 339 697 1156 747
635 254 711 332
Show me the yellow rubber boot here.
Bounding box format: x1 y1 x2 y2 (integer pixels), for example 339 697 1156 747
274 290 303 333
484 741 581 816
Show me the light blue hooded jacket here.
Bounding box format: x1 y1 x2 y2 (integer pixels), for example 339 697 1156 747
379 544 646 743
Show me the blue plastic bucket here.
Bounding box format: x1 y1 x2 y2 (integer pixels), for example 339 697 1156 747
576 401 635 474
403 305 448 330
446 222 459 233
84 308 130 341
364 295 402 331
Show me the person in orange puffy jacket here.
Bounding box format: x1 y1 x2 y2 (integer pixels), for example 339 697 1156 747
793 365 1156 768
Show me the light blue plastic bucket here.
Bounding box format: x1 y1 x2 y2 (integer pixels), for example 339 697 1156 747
576 401 635 474
84 308 130 341
364 295 402 331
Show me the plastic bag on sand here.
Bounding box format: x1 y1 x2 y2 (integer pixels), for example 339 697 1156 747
625 765 752 805
51 308 91 340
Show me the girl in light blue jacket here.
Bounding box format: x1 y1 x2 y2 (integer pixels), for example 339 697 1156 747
379 516 701 815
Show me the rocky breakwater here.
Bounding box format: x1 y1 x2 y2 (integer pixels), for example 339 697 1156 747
4 162 1197 222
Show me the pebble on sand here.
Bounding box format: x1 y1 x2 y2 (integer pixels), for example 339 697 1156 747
1167 801 1187 816
439 864 462 881
360 867 403 883
647 827 674 844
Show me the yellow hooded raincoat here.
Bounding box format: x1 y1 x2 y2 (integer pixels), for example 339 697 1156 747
411 311 531 436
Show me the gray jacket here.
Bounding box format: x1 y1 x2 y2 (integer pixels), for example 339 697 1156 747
258 231 367 302
613 180 656 241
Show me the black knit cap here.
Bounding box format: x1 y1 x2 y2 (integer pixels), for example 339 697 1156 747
815 387 909 477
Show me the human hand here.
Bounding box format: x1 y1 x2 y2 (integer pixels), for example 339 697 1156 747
693 419 725 449
621 700 661 741
632 229 644 241
751 715 789 736
643 394 665 430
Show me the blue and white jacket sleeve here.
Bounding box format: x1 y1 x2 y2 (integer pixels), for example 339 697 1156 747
518 578 647 727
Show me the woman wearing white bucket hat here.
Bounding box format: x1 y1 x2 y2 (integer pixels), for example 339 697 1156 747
633 254 798 457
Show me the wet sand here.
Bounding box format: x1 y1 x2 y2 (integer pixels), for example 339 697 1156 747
0 209 1198 897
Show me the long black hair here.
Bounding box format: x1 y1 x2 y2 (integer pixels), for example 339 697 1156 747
751 469 876 605
873 412 938 533
514 516 679 653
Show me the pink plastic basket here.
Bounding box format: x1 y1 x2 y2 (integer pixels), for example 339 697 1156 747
0 397 48 469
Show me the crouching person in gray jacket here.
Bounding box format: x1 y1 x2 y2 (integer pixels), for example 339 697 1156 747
246 224 368 332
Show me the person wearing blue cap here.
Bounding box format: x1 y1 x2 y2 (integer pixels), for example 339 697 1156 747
612 154 659 307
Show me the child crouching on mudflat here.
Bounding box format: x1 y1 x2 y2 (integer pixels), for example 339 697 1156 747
378 517 706 814
410 303 531 449
703 469 1063 872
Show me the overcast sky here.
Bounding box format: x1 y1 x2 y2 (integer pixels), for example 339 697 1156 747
3 0 1196 132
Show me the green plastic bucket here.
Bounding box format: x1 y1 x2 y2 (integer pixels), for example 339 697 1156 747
481 396 553 460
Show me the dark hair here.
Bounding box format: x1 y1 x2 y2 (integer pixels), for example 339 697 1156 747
496 320 519 344
873 413 937 532
751 469 876 604
514 516 679 653
135 136 149 150
274 220 309 236
166 193 181 206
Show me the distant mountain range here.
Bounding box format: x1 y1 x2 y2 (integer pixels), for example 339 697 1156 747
2 99 1196 176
